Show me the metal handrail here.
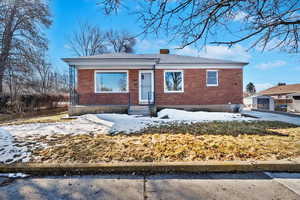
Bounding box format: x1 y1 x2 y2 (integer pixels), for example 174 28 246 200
147 91 155 105
128 92 131 106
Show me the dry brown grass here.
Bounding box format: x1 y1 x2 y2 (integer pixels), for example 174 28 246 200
0 108 73 126
32 121 300 163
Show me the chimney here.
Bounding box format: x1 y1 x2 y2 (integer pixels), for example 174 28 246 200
160 49 170 54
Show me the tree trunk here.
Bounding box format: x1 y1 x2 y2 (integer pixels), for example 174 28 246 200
0 69 4 95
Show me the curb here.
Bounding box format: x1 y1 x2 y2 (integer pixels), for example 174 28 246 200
0 160 300 175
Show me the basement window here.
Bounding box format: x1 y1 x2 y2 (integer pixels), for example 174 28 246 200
206 70 218 86
95 71 128 93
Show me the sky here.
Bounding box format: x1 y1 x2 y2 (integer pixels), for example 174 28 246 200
46 0 300 92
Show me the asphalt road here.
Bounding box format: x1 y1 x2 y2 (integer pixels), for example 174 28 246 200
0 172 300 200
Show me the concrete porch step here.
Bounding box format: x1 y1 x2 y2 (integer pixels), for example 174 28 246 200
128 105 151 116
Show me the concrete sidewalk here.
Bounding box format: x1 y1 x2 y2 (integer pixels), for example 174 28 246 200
1 172 300 200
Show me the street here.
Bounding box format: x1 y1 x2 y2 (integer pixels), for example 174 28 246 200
0 172 300 200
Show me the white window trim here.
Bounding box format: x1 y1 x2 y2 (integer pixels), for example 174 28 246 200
94 70 129 93
206 70 219 87
139 70 154 104
164 70 184 93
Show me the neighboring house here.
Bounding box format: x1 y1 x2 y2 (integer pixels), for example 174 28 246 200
252 95 275 111
63 49 248 115
287 93 300 112
243 92 258 109
259 83 300 112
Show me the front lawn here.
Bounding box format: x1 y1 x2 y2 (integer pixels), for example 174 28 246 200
0 108 71 126
32 121 300 163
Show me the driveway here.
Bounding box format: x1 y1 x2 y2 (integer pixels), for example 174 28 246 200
0 172 300 200
242 110 300 126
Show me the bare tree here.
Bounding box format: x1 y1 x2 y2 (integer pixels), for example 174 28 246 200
68 22 107 56
69 22 136 55
33 60 52 95
0 0 52 95
100 0 300 53
106 30 136 53
165 72 182 91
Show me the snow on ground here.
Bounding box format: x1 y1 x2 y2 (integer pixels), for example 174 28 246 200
158 109 251 121
0 173 29 178
1 114 111 137
0 129 30 164
0 109 299 164
99 109 257 133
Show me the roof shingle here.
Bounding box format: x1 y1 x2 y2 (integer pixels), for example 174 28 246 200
64 53 248 65
260 84 300 95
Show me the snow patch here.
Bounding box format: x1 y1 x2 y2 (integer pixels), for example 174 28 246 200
157 109 250 121
98 109 256 134
0 129 30 164
0 173 29 178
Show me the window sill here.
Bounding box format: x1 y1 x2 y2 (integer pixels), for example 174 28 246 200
95 92 129 94
206 84 219 87
164 91 184 93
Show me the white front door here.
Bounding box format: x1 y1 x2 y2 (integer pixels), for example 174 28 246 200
139 71 154 104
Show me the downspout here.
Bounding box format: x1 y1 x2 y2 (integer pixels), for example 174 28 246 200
153 63 155 106
69 64 76 106
152 58 160 115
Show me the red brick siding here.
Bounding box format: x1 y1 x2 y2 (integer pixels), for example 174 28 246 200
77 68 243 105
155 69 243 105
77 69 137 105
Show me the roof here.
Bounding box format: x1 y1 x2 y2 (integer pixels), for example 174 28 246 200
62 53 248 66
287 92 300 97
260 84 300 96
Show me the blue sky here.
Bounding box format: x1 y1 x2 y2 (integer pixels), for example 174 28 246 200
46 0 300 92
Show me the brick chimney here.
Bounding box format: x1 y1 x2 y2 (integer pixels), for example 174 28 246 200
160 49 170 54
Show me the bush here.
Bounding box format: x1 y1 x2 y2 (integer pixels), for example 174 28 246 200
0 95 9 112
1 93 68 113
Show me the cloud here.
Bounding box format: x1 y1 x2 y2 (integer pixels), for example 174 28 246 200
233 11 247 21
198 45 251 62
174 45 251 62
136 39 251 62
173 46 200 57
255 60 286 70
254 83 274 92
135 39 169 53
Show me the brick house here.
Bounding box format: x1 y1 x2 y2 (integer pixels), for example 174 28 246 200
63 49 248 115
259 83 300 112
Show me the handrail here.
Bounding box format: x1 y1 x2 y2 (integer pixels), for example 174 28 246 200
147 91 155 105
128 92 131 106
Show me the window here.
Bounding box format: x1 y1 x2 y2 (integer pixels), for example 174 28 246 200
95 71 128 93
206 70 218 86
293 96 300 100
164 70 184 92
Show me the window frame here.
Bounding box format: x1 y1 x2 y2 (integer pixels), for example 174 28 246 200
164 70 184 93
206 70 219 87
94 70 129 93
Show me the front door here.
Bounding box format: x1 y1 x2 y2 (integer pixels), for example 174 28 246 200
139 71 154 104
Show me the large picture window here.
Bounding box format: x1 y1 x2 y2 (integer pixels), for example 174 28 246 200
95 71 128 93
164 70 184 92
206 70 218 86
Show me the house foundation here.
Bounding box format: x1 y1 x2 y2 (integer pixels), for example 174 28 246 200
69 104 242 116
